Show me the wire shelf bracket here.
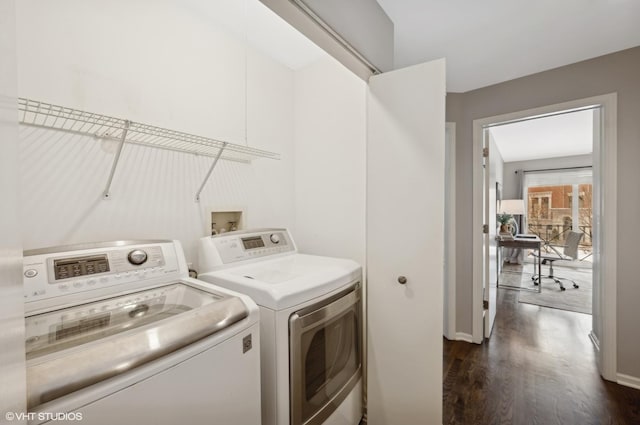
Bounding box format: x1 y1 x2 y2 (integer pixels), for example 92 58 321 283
195 142 227 203
103 120 130 200
17 98 280 201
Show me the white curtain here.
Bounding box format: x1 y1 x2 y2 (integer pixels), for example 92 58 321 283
523 168 593 188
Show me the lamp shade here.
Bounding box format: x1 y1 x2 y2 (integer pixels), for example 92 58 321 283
500 199 525 215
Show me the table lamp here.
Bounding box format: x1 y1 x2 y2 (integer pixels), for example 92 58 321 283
499 199 525 235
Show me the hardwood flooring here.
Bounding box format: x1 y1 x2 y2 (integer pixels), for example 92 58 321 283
443 289 640 425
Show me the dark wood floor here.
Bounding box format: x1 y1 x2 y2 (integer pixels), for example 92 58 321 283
443 289 640 425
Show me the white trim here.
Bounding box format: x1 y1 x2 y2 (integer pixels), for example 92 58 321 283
617 374 640 390
598 94 618 382
472 116 484 344
472 93 617 379
455 332 473 343
444 122 457 340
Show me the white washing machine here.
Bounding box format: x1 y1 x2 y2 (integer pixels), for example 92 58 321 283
23 240 261 425
198 229 363 425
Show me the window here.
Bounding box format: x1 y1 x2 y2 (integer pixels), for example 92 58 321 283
523 169 593 256
529 191 552 219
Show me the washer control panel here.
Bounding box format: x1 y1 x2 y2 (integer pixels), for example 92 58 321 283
206 229 294 266
23 241 180 303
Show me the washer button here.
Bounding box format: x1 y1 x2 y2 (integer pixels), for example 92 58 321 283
58 283 70 291
74 281 85 288
24 269 38 278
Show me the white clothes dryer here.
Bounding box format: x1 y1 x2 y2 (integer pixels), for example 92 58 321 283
23 240 261 425
198 229 363 425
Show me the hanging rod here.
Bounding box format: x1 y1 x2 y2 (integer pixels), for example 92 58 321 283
290 0 381 75
516 166 593 174
18 98 280 201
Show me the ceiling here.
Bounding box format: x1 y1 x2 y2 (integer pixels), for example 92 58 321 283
187 1 640 91
490 109 594 163
376 0 640 92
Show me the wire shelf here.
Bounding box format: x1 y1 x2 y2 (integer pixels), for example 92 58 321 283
18 98 280 201
18 98 280 163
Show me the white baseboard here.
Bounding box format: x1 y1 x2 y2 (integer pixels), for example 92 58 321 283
617 373 640 390
455 332 473 343
590 333 638 389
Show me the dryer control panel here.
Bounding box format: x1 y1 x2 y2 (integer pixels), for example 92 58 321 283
23 241 182 303
199 229 296 270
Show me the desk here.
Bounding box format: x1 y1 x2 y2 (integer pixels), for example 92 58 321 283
497 236 542 293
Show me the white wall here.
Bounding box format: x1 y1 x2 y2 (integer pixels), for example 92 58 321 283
293 57 366 266
16 0 296 266
491 133 505 195
259 0 376 81
0 0 27 418
293 0 394 71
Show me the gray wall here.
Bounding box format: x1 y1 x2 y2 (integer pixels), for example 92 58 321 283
0 0 27 419
447 46 640 379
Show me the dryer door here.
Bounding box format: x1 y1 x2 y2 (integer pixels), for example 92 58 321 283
289 284 362 425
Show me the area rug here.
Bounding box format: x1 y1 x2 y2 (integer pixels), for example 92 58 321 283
501 264 592 314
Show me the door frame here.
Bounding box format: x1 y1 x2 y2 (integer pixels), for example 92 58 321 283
471 93 617 382
444 122 456 340
483 128 499 338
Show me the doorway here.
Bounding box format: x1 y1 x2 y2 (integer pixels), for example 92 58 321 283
471 93 618 382
491 111 595 316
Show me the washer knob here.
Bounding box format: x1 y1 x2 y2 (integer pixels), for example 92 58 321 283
270 234 280 244
128 249 148 265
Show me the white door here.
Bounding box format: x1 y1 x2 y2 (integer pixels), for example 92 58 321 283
484 129 498 338
366 59 445 425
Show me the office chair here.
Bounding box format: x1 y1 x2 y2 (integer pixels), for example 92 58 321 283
532 231 584 291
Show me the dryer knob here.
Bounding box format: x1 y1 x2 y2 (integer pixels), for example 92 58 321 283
128 249 148 266
270 234 280 244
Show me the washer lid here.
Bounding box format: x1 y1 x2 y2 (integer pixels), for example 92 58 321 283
200 254 362 310
25 282 249 408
